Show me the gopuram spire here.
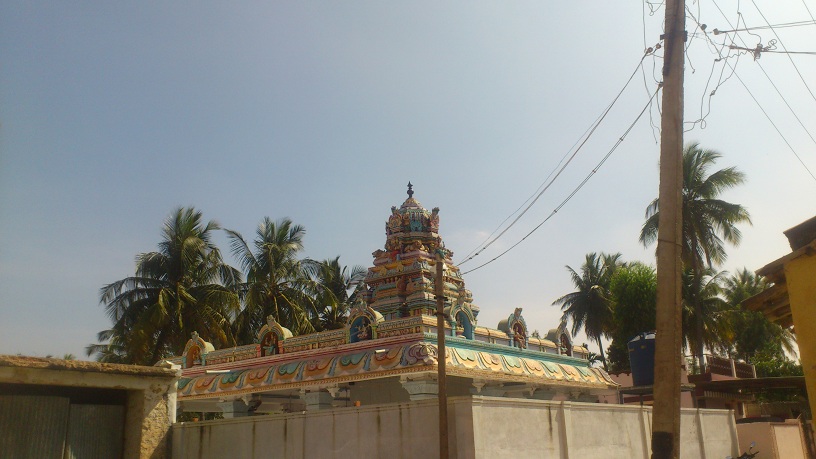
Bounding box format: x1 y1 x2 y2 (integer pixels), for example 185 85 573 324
364 187 477 322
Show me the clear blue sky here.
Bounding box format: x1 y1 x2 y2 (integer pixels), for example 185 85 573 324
1 1 814 359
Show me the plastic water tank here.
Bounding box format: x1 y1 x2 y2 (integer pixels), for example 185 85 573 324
628 332 656 386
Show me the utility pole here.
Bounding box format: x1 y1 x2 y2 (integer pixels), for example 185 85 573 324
652 0 685 457
435 251 449 459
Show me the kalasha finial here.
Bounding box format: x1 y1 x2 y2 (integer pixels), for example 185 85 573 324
407 181 414 198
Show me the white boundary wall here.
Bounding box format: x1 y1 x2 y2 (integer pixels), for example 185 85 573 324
172 396 738 458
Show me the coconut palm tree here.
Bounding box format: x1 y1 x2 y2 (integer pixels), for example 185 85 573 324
85 332 129 364
722 268 796 362
680 267 731 367
722 268 766 307
310 257 367 331
226 217 323 343
640 143 751 369
90 207 241 365
552 252 623 371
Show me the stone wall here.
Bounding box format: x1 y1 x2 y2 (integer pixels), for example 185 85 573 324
172 396 738 458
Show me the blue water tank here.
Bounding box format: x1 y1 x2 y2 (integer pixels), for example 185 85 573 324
628 332 656 386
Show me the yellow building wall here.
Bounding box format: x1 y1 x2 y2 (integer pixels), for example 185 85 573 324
783 255 816 421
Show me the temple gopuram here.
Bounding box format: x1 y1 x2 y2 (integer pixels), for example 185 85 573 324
168 185 617 417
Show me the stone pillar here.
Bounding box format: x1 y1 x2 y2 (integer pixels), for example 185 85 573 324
124 382 176 458
400 376 439 401
304 390 335 411
217 400 249 418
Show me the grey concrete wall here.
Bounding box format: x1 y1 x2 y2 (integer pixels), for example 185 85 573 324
0 356 178 459
172 396 738 459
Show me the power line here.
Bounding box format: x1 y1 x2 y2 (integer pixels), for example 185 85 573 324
727 65 816 181
642 0 662 143
457 109 607 264
713 19 816 34
802 0 816 25
460 86 662 276
697 2 816 182
709 0 816 147
456 51 654 266
684 5 743 132
763 50 816 55
750 0 816 102
728 44 816 56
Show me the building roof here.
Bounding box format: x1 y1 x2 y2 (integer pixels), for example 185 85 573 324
783 215 816 251
692 376 806 393
743 237 816 329
0 354 180 378
177 335 616 400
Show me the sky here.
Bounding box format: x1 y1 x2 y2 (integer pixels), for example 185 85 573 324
1 1 814 360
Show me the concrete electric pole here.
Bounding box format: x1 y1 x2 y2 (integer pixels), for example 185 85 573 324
435 251 449 459
651 0 686 458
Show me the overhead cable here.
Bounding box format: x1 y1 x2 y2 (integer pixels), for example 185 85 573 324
713 19 816 34
750 0 816 103
709 0 816 147
456 50 655 266
802 0 816 25
460 86 662 276
698 3 816 182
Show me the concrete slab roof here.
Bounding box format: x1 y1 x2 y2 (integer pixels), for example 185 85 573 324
0 355 180 378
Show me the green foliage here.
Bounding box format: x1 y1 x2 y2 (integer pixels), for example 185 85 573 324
751 349 805 404
226 217 323 342
721 268 796 363
176 411 223 422
552 252 623 371
730 310 794 361
309 256 367 331
606 263 657 373
89 207 241 365
680 267 731 358
639 143 751 368
639 143 751 268
752 347 804 378
90 210 365 364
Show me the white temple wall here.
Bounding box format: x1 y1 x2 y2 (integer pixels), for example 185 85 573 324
173 398 461 458
171 396 738 459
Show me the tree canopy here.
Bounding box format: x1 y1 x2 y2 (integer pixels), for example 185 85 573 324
89 209 360 364
552 252 623 371
605 262 657 373
89 207 240 365
640 142 751 369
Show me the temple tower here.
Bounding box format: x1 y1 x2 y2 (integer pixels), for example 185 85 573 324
363 183 479 335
